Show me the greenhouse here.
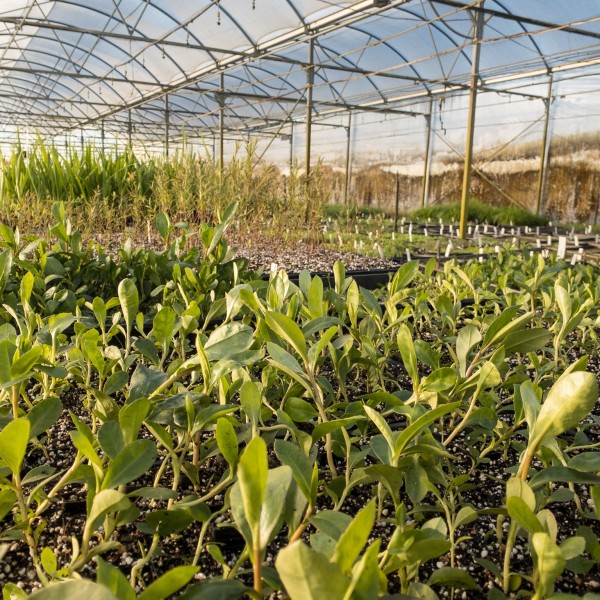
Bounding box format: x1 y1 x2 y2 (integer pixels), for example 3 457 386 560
1 2 600 599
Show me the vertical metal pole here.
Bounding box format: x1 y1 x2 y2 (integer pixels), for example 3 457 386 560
394 173 400 233
128 109 132 147
421 97 434 208
80 130 84 152
459 3 485 239
219 72 225 178
535 74 553 215
305 38 315 193
289 121 294 172
101 120 105 153
344 112 352 205
164 95 169 156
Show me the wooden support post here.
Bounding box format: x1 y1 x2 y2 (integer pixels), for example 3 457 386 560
459 3 485 239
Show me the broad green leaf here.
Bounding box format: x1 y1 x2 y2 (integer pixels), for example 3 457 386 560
231 465 294 550
529 467 600 489
0 418 30 474
152 306 176 349
421 367 457 392
119 397 150 445
101 439 156 490
155 211 170 243
364 405 395 460
104 370 129 396
532 532 566 598
87 490 131 531
560 536 586 561
312 417 365 441
0 339 13 386
308 325 338 370
139 509 194 536
276 541 349 600
347 280 359 329
483 307 531 348
519 380 541 432
0 488 17 522
117 279 139 335
394 402 460 462
240 380 262 428
397 324 419 389
390 260 420 293
332 499 375 574
137 566 199 600
507 497 544 534
555 284 572 323
96 557 136 600
216 417 238 469
98 421 125 460
506 477 536 512
29 580 118 600
308 276 325 318
267 342 304 374
427 567 479 590
70 429 102 468
128 364 167 403
204 322 254 362
503 328 551 354
19 271 34 305
528 372 598 452
206 201 238 257
28 396 62 440
455 506 478 528
237 436 268 535
568 452 600 472
456 325 481 377
178 579 250 600
265 312 308 362
285 397 318 422
348 540 382 600
10 345 43 380
275 439 313 502
40 547 57 575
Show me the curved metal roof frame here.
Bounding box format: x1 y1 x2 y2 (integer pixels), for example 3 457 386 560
0 0 600 140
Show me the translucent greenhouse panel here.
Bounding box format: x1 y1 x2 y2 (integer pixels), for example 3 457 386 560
543 72 600 223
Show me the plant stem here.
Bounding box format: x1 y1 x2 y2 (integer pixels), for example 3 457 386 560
253 545 262 595
11 385 19 419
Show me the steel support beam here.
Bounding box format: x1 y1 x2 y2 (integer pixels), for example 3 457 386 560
305 38 315 193
421 98 434 208
289 121 294 172
535 75 553 215
344 112 352 205
164 95 169 156
101 120 105 152
219 72 225 177
128 109 132 147
459 4 485 240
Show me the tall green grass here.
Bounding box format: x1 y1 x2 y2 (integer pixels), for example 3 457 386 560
411 200 548 226
0 137 328 237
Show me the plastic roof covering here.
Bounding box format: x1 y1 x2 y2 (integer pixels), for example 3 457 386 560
0 0 600 144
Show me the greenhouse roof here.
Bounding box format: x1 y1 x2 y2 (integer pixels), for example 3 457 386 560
1 0 600 142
